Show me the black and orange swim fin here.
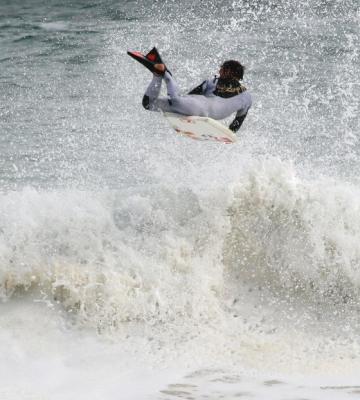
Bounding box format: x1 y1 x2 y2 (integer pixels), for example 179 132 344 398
127 47 170 75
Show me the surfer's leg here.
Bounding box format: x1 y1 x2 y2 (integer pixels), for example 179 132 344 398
162 71 209 116
143 71 208 116
142 75 163 111
163 71 180 99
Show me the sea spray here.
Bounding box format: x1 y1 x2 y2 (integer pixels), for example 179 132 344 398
2 160 360 331
224 159 360 303
0 186 227 330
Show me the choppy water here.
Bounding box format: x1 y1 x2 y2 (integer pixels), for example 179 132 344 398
1 0 360 399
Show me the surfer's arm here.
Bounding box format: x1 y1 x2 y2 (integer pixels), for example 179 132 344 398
188 80 207 95
229 112 248 132
188 76 218 95
229 92 252 132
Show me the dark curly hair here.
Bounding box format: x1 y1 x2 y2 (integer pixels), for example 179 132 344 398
221 60 245 80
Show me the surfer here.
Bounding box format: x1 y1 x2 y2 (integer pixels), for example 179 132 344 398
128 47 252 132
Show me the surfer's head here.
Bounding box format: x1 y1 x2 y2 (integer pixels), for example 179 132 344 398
219 60 244 80
215 60 247 98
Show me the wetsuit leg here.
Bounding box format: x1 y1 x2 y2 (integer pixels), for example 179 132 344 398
142 75 175 112
163 72 208 116
143 72 210 117
142 75 163 110
164 71 181 99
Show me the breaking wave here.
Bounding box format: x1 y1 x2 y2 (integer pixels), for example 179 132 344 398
1 159 360 331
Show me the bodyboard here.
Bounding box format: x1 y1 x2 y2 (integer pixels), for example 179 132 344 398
163 112 237 144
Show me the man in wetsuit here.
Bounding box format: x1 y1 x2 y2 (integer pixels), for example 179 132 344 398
186 60 250 132
128 48 252 133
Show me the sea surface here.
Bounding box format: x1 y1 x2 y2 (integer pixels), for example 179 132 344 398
0 0 360 399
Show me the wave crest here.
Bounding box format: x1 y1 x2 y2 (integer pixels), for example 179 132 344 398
224 160 360 302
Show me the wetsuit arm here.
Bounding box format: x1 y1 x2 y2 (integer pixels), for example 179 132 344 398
188 80 207 95
229 112 248 132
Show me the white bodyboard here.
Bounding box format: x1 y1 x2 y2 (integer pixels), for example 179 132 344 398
163 112 237 144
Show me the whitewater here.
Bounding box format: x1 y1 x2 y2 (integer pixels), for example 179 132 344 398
1 0 359 399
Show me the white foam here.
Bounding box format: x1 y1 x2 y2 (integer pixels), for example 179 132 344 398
1 299 360 400
2 160 360 398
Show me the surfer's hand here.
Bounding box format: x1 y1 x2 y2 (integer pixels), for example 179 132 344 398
154 63 166 75
229 113 248 132
229 119 241 132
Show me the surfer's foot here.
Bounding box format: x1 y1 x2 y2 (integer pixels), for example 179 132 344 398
127 48 171 76
153 63 166 76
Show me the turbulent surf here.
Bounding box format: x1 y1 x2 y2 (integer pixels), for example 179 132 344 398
0 0 359 399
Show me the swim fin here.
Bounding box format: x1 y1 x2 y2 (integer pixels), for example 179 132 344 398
127 47 170 76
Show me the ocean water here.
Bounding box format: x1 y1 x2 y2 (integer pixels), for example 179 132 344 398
1 0 360 399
